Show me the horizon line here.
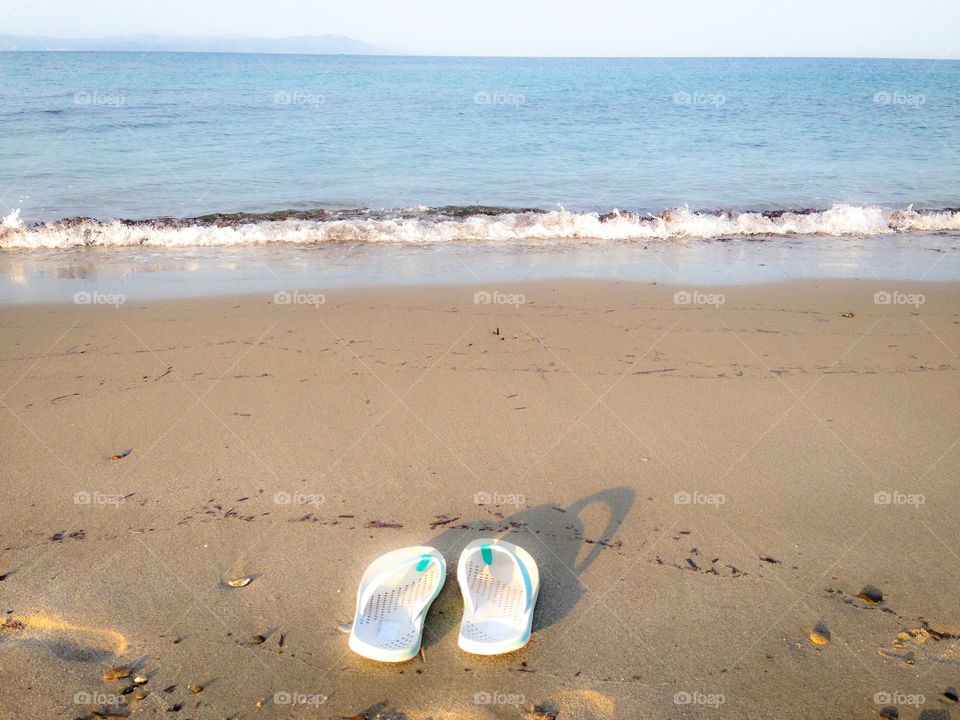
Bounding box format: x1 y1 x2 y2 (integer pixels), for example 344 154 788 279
1 49 958 61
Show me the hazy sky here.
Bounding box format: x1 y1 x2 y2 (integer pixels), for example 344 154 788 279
2 0 958 59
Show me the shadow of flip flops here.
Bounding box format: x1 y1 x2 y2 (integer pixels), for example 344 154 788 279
421 487 634 648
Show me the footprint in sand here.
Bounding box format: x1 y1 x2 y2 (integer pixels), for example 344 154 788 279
370 689 615 720
0 614 128 664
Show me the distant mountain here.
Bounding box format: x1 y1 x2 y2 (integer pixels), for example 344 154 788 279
0 33 391 55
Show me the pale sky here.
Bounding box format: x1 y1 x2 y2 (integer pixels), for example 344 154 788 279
2 0 958 59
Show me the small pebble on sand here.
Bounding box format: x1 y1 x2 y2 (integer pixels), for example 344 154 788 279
808 619 831 645
857 585 883 603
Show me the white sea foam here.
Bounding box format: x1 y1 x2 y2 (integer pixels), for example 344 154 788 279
2 208 24 230
1 205 958 250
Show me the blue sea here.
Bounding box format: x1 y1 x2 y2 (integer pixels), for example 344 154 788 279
0 53 958 299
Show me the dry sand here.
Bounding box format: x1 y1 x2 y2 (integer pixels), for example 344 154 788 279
0 279 958 719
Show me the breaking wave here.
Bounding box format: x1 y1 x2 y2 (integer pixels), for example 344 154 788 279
2 204 959 249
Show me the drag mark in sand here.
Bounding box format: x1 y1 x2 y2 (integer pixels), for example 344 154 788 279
0 613 129 661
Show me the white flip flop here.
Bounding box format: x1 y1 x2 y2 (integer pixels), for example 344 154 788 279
457 538 540 655
348 546 446 662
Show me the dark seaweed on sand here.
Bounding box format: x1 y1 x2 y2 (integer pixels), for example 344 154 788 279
366 519 403 529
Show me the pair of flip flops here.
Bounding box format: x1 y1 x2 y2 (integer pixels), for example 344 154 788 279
348 539 539 662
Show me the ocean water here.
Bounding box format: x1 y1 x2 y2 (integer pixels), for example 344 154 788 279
1 53 958 300
0 54 959 250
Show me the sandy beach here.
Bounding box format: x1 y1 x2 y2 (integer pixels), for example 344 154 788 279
1 278 958 719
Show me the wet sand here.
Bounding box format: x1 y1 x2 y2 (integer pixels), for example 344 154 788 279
0 279 958 719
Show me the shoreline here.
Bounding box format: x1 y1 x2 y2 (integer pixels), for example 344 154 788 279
2 236 959 304
1 275 957 306
1 278 958 718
